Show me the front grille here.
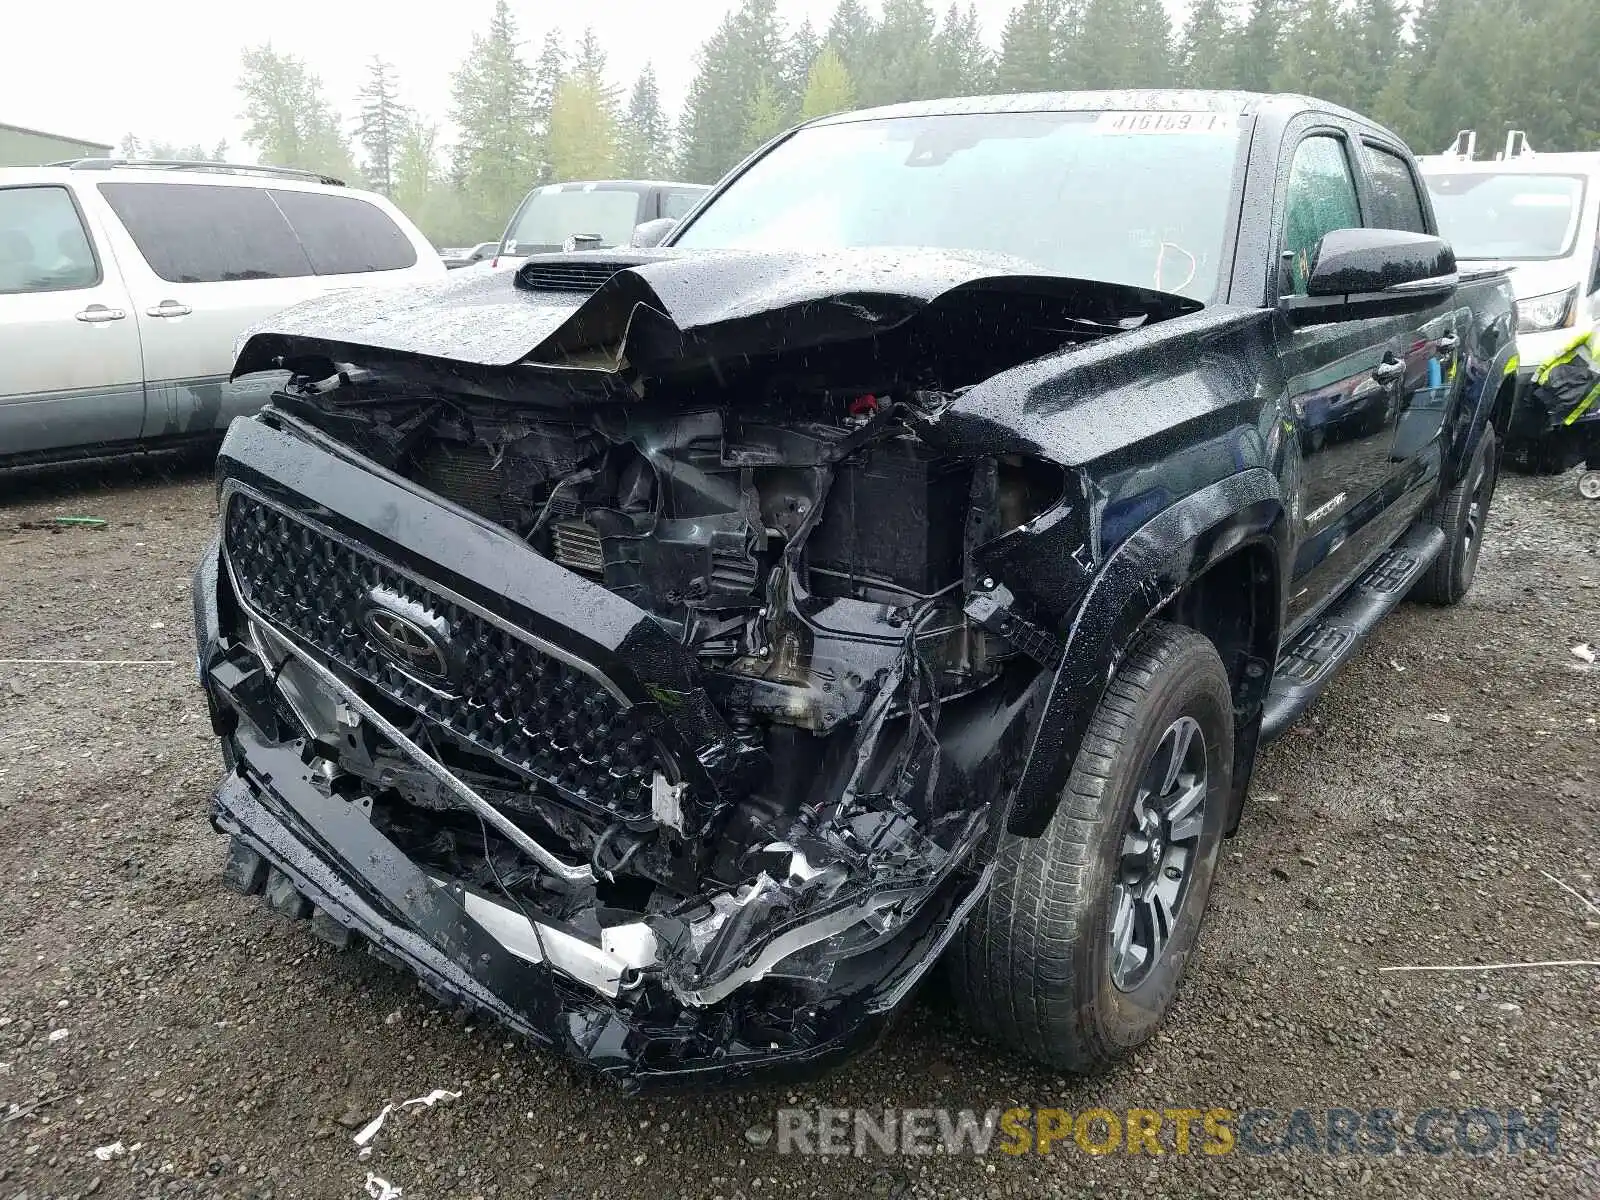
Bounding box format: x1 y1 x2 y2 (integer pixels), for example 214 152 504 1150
515 260 627 293
223 491 667 820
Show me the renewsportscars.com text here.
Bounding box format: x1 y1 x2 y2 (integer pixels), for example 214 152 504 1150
771 1106 1561 1158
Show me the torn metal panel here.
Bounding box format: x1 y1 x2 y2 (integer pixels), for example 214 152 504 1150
232 246 1198 387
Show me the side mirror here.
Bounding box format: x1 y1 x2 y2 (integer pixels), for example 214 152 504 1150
1288 229 1457 319
630 218 676 249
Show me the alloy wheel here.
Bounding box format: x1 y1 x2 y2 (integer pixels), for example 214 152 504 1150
1109 716 1208 992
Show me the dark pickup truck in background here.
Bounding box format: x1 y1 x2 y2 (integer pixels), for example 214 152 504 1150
195 91 1518 1089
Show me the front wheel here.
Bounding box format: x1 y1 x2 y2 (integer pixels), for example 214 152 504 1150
949 622 1233 1072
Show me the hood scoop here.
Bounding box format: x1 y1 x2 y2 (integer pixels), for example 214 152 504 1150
516 259 636 294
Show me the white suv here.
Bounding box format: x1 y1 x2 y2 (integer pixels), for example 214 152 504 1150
0 159 444 465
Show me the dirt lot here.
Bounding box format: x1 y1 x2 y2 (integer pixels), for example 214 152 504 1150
0 461 1596 1200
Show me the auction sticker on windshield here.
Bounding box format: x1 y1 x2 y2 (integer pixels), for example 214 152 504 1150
1094 111 1238 135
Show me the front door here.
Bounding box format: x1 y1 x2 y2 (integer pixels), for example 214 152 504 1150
1275 133 1406 630
0 183 144 456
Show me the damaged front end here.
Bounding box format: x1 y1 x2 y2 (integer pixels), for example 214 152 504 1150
196 250 1190 1087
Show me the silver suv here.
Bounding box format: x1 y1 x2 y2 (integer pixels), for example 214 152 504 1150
0 159 444 465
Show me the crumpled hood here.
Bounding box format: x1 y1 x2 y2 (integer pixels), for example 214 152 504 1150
232 246 1200 380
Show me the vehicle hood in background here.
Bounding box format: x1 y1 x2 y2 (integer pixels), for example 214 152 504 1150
232 247 1202 382
1459 257 1580 301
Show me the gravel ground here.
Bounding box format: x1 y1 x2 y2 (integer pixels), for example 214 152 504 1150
0 461 1596 1200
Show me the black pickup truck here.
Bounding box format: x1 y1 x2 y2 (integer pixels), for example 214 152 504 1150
195 91 1518 1090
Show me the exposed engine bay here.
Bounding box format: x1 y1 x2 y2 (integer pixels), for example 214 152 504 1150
200 249 1198 1079
247 369 1066 952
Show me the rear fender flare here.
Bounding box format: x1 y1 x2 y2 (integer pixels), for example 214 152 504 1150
1004 469 1288 838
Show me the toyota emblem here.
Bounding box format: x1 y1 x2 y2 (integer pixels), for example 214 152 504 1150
360 589 451 683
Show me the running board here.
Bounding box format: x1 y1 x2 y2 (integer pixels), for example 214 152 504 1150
1260 523 1447 742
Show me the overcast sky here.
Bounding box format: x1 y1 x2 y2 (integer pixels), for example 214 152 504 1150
2 0 1021 159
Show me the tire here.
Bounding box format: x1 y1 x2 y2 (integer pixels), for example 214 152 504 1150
948 621 1233 1072
1412 427 1497 606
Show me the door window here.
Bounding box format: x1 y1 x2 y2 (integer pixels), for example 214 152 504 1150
661 190 704 221
268 189 417 274
1361 143 1429 234
99 182 312 284
1282 136 1362 295
0 186 99 294
99 182 419 283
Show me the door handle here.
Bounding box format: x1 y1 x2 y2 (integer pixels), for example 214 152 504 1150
1372 358 1405 384
146 300 193 318
1436 333 1460 355
75 304 126 323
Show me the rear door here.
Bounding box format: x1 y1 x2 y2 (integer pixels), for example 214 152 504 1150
94 181 427 437
94 180 318 439
0 182 145 456
1357 139 1466 482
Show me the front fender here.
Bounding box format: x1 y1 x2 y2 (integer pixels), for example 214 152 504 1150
1446 300 1520 485
1005 469 1289 838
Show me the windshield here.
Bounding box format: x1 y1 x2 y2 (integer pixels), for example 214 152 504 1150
671 110 1246 300
505 188 645 254
1423 172 1587 260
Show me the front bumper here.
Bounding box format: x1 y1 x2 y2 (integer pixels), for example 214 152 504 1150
208 723 980 1089
193 417 991 1090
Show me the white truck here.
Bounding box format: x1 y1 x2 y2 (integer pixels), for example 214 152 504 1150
1420 131 1600 371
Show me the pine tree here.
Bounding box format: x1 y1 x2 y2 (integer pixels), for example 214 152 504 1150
1401 0 1547 151
859 0 938 107
238 44 357 181
801 46 858 120
781 19 823 118
996 0 1065 93
391 114 473 245
529 28 567 183
678 0 786 183
547 75 620 181
1074 0 1173 90
392 115 440 228
448 0 540 229
744 76 790 149
930 3 994 99
1272 0 1363 108
1522 0 1600 149
1353 0 1407 93
620 64 673 178
147 140 213 161
825 0 878 86
571 26 623 114
1178 0 1239 89
356 57 403 195
1231 0 1285 92
117 133 140 160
